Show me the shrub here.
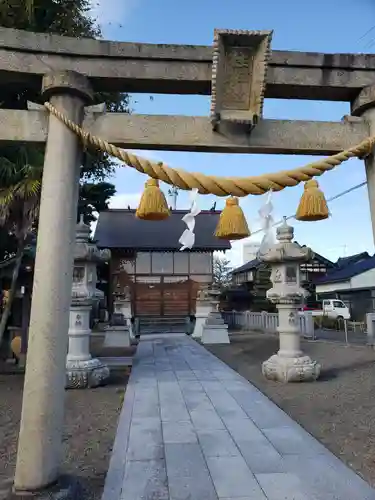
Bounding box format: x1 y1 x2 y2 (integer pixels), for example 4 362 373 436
313 316 344 330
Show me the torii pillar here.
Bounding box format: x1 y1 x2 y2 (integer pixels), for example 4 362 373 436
352 86 375 245
13 71 93 495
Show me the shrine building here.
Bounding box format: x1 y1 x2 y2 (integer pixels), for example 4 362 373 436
94 209 230 317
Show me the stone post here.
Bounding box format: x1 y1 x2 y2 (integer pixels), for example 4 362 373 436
104 286 136 346
66 216 111 388
201 287 230 345
352 86 375 244
260 218 321 382
14 71 93 494
366 312 375 346
192 286 213 340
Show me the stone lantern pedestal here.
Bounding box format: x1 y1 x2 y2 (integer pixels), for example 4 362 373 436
67 299 110 388
66 216 111 389
104 289 137 347
201 287 230 345
259 218 320 382
192 286 213 340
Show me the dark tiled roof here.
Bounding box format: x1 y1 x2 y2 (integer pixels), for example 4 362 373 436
299 247 336 269
231 258 261 275
336 252 370 268
231 248 335 276
94 209 231 251
316 254 375 284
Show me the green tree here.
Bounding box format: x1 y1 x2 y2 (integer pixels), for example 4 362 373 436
0 0 129 181
0 0 128 342
0 147 43 344
78 182 116 224
213 255 232 289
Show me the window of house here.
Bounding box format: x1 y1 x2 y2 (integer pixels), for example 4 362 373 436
246 271 254 281
190 252 212 274
152 252 173 274
164 276 188 283
136 276 161 283
136 252 151 274
173 252 189 274
191 275 212 283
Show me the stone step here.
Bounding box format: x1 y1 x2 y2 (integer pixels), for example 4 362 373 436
139 316 187 323
99 356 133 368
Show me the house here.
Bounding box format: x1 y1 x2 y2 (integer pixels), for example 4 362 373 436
94 209 231 317
229 247 336 311
315 252 375 320
229 258 274 311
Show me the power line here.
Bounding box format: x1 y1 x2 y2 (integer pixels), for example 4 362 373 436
358 25 375 42
250 180 367 237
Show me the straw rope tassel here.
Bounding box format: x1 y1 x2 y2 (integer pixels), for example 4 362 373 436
295 179 329 221
215 197 250 240
136 178 170 220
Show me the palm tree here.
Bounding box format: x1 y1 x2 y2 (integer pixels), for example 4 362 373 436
0 146 43 345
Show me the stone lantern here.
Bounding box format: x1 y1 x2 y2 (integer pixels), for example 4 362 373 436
192 285 213 340
193 284 230 344
259 217 321 382
66 216 111 389
104 284 136 346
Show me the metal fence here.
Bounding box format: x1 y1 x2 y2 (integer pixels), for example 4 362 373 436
222 310 314 339
222 310 372 346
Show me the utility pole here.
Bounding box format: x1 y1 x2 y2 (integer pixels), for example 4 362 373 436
168 186 179 210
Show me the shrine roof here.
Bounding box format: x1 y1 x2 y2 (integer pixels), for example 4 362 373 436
94 209 231 252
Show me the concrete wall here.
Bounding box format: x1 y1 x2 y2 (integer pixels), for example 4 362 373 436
351 268 375 289
316 268 375 295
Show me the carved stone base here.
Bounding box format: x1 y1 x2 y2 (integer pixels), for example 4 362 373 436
201 311 230 345
66 358 110 389
192 316 207 340
262 354 321 383
201 326 230 344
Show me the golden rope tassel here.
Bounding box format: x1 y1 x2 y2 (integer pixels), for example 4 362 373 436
295 179 329 221
215 197 250 240
136 178 170 221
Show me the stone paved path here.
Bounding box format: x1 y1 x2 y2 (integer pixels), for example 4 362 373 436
102 334 375 500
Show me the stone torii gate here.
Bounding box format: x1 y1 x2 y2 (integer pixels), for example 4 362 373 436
3 26 375 495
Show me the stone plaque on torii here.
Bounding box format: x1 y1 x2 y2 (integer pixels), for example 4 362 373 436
2 25 375 496
210 29 272 132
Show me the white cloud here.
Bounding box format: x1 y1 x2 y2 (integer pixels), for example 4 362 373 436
89 0 137 27
109 192 142 209
91 191 142 235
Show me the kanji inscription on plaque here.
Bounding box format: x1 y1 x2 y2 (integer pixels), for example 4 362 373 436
211 29 273 131
222 48 253 110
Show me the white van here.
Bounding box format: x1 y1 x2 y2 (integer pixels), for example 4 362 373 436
303 299 351 320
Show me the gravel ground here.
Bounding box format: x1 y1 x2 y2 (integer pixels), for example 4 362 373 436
206 332 375 487
0 342 133 499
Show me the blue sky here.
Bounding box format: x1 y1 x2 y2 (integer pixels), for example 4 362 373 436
91 0 375 267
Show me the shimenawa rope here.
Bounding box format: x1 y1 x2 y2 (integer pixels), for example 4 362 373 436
44 102 375 197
